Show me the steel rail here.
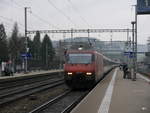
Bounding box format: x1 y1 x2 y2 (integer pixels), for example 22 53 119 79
0 79 64 106
0 78 63 98
28 67 115 113
61 91 89 113
0 74 62 90
28 90 71 113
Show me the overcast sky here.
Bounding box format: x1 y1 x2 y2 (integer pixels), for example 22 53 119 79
0 0 150 44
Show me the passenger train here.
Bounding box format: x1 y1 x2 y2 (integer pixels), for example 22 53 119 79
64 49 116 89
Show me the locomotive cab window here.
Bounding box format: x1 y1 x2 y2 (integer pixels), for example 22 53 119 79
67 53 93 64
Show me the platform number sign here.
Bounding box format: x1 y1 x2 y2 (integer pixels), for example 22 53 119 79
137 0 150 14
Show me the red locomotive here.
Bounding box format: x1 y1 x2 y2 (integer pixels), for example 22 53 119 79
64 49 108 89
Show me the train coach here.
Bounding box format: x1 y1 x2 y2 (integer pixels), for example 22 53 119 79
64 49 115 89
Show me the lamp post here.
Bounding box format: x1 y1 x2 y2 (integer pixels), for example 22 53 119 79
135 5 138 81
24 7 30 73
131 21 136 81
24 7 28 73
131 5 138 81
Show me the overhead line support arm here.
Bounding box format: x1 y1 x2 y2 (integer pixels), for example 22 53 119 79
27 29 133 34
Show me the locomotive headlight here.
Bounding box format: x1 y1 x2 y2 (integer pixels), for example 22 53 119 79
86 72 92 75
67 72 73 75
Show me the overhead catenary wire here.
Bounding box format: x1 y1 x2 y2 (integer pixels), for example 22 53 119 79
0 15 24 26
11 0 24 9
66 0 92 46
66 0 91 28
29 11 60 30
0 0 23 10
0 0 33 30
8 0 60 30
0 19 25 35
0 1 27 34
0 15 25 30
12 0 60 29
14 0 61 30
47 0 78 28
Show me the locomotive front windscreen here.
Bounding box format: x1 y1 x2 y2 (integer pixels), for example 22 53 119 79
67 53 93 64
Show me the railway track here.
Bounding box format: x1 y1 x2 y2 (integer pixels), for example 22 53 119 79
28 90 89 113
0 73 62 90
28 90 71 113
27 67 115 113
61 91 89 113
0 67 115 113
0 75 65 106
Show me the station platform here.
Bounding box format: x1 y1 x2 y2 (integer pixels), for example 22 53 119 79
0 69 63 80
71 68 150 113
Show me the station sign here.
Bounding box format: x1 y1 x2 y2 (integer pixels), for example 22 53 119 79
124 52 134 58
124 51 132 56
137 0 150 14
21 53 32 58
124 51 145 58
124 52 130 56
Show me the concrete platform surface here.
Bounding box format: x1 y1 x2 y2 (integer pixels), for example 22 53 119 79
0 69 63 80
71 68 150 113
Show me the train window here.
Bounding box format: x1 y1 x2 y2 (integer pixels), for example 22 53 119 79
68 54 92 64
65 54 69 62
92 54 95 61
